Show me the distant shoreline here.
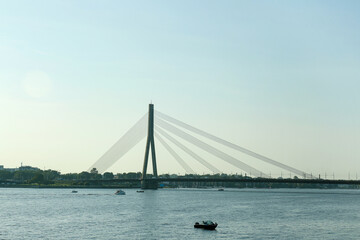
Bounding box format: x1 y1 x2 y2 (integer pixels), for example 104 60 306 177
0 184 139 189
1 184 358 190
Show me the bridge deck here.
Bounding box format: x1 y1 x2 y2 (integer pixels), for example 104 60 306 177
2 178 359 185
81 178 360 185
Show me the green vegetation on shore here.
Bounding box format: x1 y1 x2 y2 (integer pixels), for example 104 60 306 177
0 168 140 188
0 168 358 189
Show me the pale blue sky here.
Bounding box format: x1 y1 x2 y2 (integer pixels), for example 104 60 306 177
0 1 359 177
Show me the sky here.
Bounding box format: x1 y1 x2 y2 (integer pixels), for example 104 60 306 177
0 0 359 178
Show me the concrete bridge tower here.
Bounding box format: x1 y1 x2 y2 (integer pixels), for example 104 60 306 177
141 104 158 189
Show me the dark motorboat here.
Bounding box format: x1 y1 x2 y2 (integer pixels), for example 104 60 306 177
194 220 218 230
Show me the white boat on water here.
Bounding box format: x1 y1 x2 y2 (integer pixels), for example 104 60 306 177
115 190 125 195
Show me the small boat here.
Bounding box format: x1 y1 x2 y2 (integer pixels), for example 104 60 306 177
218 188 224 191
115 190 126 195
136 190 144 193
71 190 78 193
194 220 218 230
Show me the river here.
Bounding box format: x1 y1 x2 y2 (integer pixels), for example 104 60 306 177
1 188 359 239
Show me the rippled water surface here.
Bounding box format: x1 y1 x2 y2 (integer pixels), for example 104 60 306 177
1 188 360 239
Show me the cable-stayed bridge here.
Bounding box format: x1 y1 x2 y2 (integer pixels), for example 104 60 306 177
88 104 359 189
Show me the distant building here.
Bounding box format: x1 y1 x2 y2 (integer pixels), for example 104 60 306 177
0 165 40 172
3 167 18 172
18 166 40 171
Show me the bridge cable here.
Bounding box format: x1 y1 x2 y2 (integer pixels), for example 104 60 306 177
88 113 148 173
155 126 221 174
155 118 268 178
154 132 195 174
155 110 312 179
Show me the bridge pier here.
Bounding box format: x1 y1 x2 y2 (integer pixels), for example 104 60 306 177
141 179 158 189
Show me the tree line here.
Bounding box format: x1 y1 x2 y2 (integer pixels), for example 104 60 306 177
0 168 356 189
0 168 143 184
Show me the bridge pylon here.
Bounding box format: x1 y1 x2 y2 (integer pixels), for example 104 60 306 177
141 104 158 189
